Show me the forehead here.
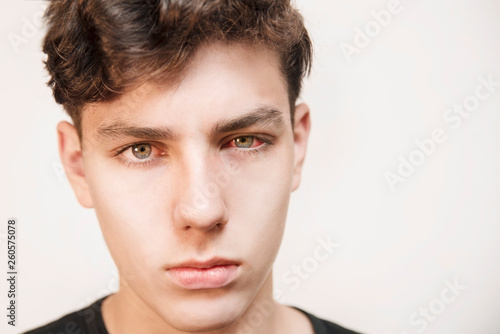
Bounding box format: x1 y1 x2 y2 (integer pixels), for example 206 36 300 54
81 42 290 140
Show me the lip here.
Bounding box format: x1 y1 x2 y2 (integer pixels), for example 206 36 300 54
166 258 240 290
167 257 240 269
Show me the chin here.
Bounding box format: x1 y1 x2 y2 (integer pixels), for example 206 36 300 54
172 317 235 332
155 291 249 331
166 301 244 331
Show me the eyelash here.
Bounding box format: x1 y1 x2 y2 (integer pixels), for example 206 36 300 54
114 135 274 168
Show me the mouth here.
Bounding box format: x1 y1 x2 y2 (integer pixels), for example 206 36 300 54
166 258 240 290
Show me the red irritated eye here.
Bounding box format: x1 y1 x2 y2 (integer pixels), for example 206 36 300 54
228 136 262 149
223 135 275 156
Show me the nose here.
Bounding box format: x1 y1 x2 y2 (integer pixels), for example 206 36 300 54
172 148 229 232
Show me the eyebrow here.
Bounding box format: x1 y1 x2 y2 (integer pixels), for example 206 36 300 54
96 121 176 142
210 106 285 136
96 105 285 142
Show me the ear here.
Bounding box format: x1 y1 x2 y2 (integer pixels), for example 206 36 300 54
291 103 311 192
57 121 94 208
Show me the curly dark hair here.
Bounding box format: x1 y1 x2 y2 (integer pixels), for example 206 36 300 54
42 0 312 137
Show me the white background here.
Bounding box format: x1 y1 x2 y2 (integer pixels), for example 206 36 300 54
1 0 500 333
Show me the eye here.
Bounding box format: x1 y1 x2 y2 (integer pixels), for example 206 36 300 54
233 136 255 148
224 135 274 154
117 142 166 167
131 143 152 159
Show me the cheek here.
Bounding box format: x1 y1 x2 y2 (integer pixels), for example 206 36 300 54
83 158 170 269
222 147 294 261
85 153 170 221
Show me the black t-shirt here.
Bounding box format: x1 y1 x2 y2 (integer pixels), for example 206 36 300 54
24 296 361 334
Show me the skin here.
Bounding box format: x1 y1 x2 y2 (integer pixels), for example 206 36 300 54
58 42 312 334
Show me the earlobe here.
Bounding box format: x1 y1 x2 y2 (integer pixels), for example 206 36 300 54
291 103 311 192
57 121 94 208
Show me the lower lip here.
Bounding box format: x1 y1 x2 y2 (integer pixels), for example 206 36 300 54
167 265 239 290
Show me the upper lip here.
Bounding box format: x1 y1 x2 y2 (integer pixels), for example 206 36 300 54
167 257 240 270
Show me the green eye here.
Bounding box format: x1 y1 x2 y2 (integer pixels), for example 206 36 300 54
234 136 254 148
132 144 152 159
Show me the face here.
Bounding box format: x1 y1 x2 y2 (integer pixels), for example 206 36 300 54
58 42 310 331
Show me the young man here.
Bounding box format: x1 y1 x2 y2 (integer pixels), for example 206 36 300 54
26 0 360 333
